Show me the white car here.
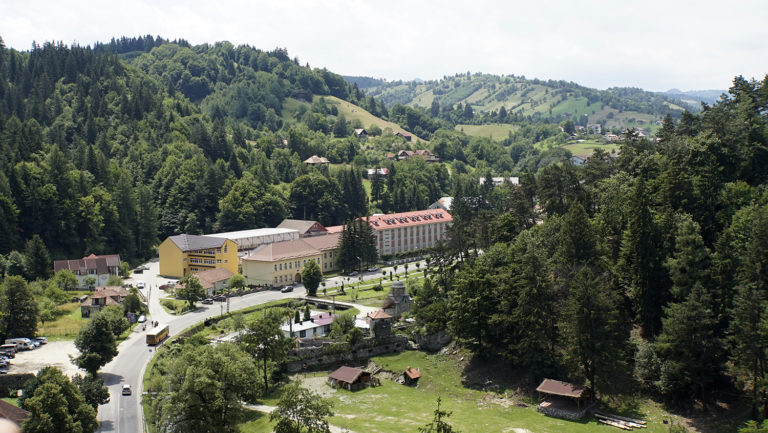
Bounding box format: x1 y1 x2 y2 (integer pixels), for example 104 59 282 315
122 384 132 395
137 315 146 323
135 281 146 289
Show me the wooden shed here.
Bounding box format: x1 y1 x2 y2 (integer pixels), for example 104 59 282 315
328 366 372 391
397 366 421 386
535 378 593 420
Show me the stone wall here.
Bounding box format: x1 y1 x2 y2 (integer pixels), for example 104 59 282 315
286 335 408 373
0 374 34 397
412 329 452 351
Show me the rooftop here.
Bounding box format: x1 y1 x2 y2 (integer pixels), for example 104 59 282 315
206 227 299 240
367 209 453 230
243 233 340 262
168 234 227 252
404 366 421 380
368 310 392 320
304 155 330 164
328 366 366 383
536 378 588 399
196 267 235 289
277 219 326 234
54 253 121 274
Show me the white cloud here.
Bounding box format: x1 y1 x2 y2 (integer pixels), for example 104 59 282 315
1 0 766 91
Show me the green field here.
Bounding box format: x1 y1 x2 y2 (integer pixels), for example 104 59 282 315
238 351 691 433
455 123 520 140
563 140 620 157
41 302 87 338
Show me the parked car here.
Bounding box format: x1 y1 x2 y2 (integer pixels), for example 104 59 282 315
122 384 132 395
133 267 143 274
159 282 175 290
202 298 214 304
135 281 146 289
280 286 293 293
33 337 48 345
367 267 380 273
213 295 227 302
137 315 146 323
347 271 358 277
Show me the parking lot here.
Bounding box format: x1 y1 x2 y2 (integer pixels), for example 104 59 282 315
5 340 80 377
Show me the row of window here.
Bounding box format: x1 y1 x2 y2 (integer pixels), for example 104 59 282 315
274 257 318 271
185 258 227 264
189 246 228 255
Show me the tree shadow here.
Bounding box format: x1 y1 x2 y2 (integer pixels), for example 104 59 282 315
99 372 125 386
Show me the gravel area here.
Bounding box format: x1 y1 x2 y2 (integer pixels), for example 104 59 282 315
6 341 81 377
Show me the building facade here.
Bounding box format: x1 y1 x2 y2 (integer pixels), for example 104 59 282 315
158 234 238 278
53 254 121 289
367 209 452 255
241 233 340 286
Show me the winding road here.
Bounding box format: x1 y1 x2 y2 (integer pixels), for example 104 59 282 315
95 259 409 433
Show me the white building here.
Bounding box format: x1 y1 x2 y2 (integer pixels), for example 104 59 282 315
367 209 452 255
206 228 299 251
478 177 520 187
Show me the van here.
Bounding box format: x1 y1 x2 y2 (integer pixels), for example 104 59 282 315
4 338 34 350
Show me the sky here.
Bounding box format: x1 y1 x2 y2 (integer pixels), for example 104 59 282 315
2 0 767 92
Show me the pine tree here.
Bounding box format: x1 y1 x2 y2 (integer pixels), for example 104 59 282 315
23 234 51 280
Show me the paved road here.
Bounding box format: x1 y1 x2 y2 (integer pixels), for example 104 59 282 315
97 259 423 433
96 260 307 433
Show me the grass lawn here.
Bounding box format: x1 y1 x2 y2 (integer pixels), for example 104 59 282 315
238 351 687 433
1 397 19 407
40 302 87 339
455 123 519 141
562 140 619 157
159 298 190 315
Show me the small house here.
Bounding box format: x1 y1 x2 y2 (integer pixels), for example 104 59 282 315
53 253 122 289
395 131 412 141
281 312 336 338
397 366 421 386
80 286 129 317
195 267 234 296
304 155 330 166
354 128 368 139
328 366 372 391
366 310 392 337
536 378 593 420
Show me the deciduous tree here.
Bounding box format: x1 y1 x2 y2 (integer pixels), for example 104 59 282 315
270 382 334 433
301 260 322 296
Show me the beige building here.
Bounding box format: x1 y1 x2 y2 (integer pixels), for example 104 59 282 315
242 233 340 286
367 209 452 255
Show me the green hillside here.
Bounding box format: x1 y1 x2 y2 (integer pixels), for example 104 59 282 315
346 73 694 130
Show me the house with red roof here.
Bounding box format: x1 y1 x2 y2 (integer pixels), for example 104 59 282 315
54 253 121 289
80 286 129 317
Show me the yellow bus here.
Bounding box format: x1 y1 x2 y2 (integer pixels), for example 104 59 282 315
146 324 169 345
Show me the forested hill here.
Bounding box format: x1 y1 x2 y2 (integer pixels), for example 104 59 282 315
0 36 391 264
345 73 695 129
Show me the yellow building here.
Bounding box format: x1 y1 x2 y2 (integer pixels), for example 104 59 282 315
242 233 340 286
158 234 239 278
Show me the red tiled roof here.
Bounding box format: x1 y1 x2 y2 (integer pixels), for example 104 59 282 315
368 310 392 320
196 267 234 289
328 366 365 383
536 378 587 399
404 367 421 379
54 254 121 274
367 209 452 230
312 313 335 326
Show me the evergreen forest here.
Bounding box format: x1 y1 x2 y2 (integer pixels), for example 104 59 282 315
1 34 768 428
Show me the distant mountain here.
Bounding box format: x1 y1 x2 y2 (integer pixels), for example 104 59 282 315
346 73 697 130
660 89 726 105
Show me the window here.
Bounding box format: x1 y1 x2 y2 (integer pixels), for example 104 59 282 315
217 248 221 254
224 260 228 264
299 330 306 338
224 245 228 253
274 264 277 271
183 258 188 262
279 264 282 271
274 277 278 283
217 259 222 264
